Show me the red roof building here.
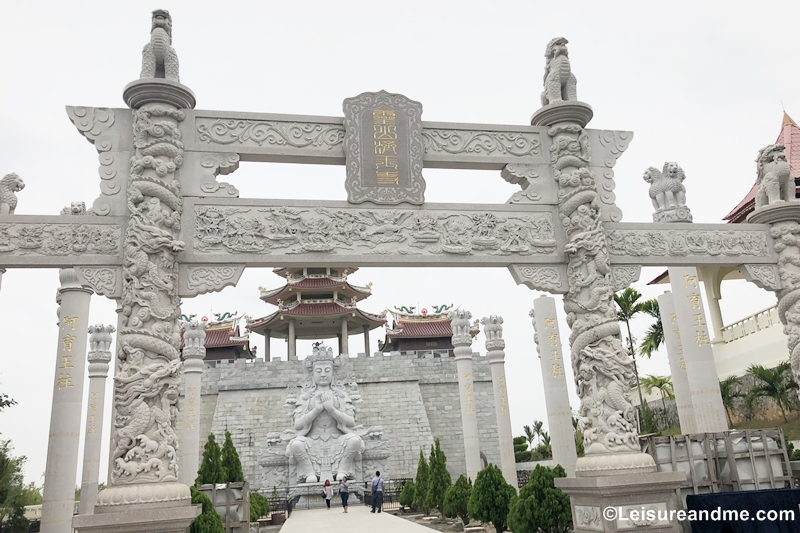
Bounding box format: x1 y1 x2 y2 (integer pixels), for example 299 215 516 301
180 314 254 364
379 306 479 357
246 267 386 360
723 112 800 223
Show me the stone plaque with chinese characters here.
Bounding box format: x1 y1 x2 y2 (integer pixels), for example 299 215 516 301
668 266 728 432
342 91 425 205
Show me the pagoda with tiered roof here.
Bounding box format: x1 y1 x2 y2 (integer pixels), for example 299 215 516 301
246 267 386 360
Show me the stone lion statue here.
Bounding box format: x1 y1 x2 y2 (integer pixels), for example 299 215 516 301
755 144 794 209
140 9 180 82
60 202 87 216
642 162 692 222
0 173 25 215
541 37 577 107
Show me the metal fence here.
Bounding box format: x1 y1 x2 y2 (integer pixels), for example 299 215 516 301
362 478 411 511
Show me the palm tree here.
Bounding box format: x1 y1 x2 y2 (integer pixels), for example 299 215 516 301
719 375 743 427
523 425 535 451
641 375 674 412
746 362 799 423
533 420 543 445
614 288 649 413
639 299 663 358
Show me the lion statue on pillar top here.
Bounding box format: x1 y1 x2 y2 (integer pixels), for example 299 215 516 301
642 162 693 223
755 144 794 209
0 173 25 215
540 37 578 107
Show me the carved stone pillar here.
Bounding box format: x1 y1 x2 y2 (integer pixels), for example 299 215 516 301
749 202 800 399
288 319 297 360
363 325 370 357
42 268 92 533
78 324 115 516
0 268 5 292
534 40 683 533
448 309 481 482
341 317 349 355
656 292 695 434
668 267 727 432
74 11 199 531
180 319 207 485
530 297 577 477
481 315 517 488
264 329 271 362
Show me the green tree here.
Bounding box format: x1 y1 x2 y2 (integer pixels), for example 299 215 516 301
513 436 532 463
523 425 536 450
468 464 516 533
413 449 430 514
189 486 224 533
638 299 663 358
533 420 544 445
747 362 799 423
220 431 244 483
426 438 451 514
399 480 416 509
196 433 224 485
249 492 270 521
443 475 472 525
641 401 659 434
614 288 652 417
0 393 15 413
507 464 571 533
0 439 29 533
641 375 674 412
719 375 743 427
572 414 585 458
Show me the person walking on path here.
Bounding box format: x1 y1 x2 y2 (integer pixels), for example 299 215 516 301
339 476 350 513
370 471 384 513
323 479 333 509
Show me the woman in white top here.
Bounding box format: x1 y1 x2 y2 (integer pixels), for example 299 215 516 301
323 479 333 509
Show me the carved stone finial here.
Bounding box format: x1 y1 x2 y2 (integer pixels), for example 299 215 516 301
481 315 505 351
755 144 794 209
643 162 692 223
60 201 87 216
541 37 577 107
0 173 25 215
140 9 179 82
448 308 473 346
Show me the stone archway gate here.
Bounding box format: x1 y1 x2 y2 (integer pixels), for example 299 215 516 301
0 12 791 533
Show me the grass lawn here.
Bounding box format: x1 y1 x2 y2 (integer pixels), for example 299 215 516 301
731 414 800 441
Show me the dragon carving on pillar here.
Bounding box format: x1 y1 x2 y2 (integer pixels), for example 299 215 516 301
111 102 186 485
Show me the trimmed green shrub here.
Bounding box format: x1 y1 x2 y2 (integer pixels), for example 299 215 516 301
413 449 430 514
249 492 271 521
190 486 224 533
426 438 451 513
196 434 224 485
443 474 472 525
468 464 516 533
221 430 244 483
399 480 416 509
507 464 571 533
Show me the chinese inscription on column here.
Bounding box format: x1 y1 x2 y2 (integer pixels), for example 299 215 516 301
496 375 509 414
57 317 78 390
342 90 425 204
87 391 99 435
187 387 197 429
463 374 475 414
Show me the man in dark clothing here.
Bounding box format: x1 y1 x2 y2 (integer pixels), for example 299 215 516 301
370 471 384 513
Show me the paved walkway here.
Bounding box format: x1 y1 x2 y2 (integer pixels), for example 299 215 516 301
280 505 434 532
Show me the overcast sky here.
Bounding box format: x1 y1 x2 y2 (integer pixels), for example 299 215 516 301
1 0 797 486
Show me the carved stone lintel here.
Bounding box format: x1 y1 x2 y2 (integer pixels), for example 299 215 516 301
508 265 568 294
610 265 642 292
77 267 122 298
591 130 632 223
179 264 245 297
741 264 781 291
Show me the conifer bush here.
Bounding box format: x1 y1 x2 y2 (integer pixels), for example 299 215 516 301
190 486 224 533
399 480 416 509
507 464 571 533
249 492 271 521
443 474 472 525
425 438 451 514
467 464 516 533
196 434 224 485
221 430 244 482
413 449 430 514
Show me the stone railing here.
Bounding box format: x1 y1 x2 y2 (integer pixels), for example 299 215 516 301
721 306 779 343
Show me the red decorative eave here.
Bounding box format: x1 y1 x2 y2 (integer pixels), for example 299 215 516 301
387 318 453 338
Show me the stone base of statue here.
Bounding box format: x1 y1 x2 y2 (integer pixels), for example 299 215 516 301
530 100 593 127
747 200 800 224
72 483 199 533
556 471 685 533
653 206 693 223
122 79 196 110
575 451 657 477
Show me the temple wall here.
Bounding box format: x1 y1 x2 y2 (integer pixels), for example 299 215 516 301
178 352 501 489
